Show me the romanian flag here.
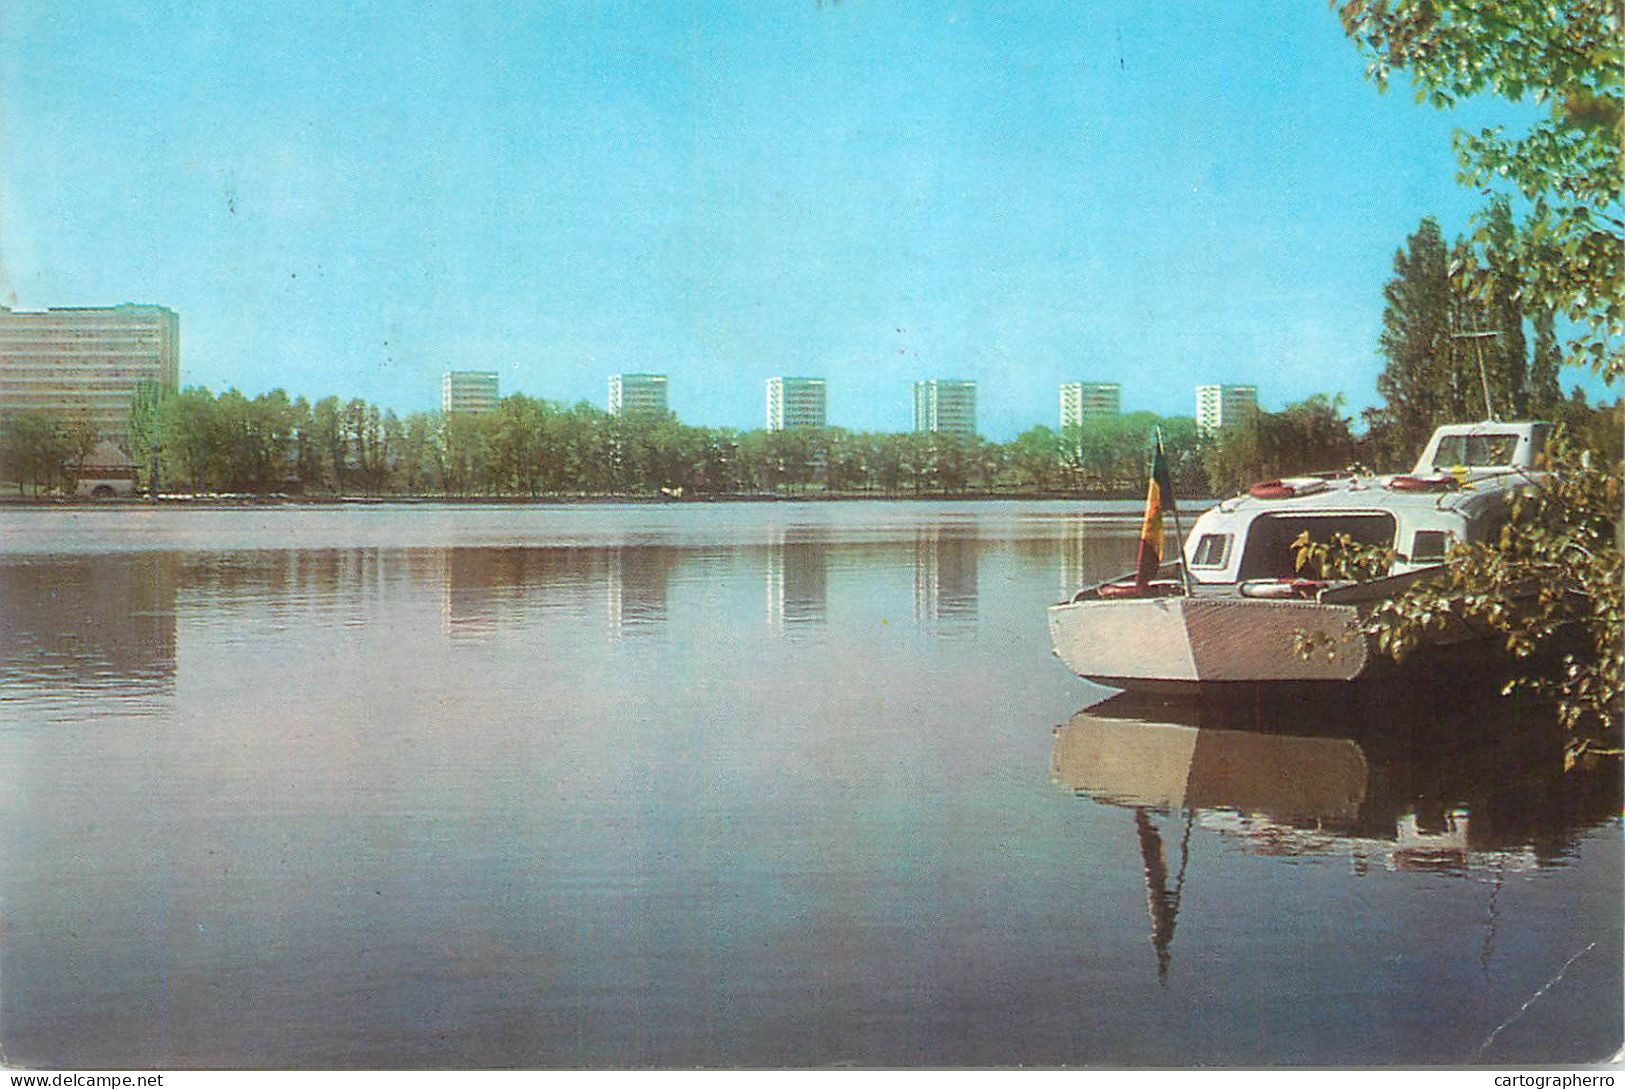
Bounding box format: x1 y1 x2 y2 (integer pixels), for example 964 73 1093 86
1134 435 1177 592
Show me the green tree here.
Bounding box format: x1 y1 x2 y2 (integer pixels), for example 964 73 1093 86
822 428 867 493
344 400 393 496
1337 0 1622 751
1010 426 1064 491
129 380 169 492
1478 197 1530 418
442 411 493 496
554 402 612 494
396 412 443 495
1528 307 1564 417
1203 395 1357 495
1157 416 1206 497
308 397 346 494
163 387 225 491
1364 216 1539 467
59 411 101 488
1367 217 1458 464
1336 0 1622 377
0 409 75 494
288 396 320 492
1361 435 1620 757
490 395 550 497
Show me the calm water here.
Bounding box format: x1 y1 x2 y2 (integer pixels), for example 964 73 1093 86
1 502 1619 1068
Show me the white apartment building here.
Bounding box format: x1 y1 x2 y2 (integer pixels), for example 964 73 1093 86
609 373 669 418
441 370 500 414
1060 382 1122 430
766 376 827 431
1196 384 1259 436
912 379 977 438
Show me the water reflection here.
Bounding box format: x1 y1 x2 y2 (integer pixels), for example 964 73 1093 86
0 512 1617 1068
0 555 178 695
1006 518 1141 602
1056 517 1097 601
1053 691 1622 983
1135 807 1192 985
606 546 675 636
437 548 583 636
765 527 828 628
913 526 978 623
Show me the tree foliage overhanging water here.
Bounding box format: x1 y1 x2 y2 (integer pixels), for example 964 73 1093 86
1335 0 1623 753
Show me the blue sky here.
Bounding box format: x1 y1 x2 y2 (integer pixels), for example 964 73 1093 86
0 1 1602 438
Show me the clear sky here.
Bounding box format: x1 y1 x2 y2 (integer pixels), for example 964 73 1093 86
0 1 1602 439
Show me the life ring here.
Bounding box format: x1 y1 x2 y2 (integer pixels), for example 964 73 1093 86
1387 474 1459 492
1238 578 1323 599
1248 477 1329 500
1093 580 1181 599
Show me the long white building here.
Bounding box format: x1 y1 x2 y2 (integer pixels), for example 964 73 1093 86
0 304 180 442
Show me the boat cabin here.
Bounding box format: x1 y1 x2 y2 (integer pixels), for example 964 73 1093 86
1411 420 1550 479
1181 421 1548 588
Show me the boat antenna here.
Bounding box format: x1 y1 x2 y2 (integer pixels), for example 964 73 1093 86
1452 330 1500 421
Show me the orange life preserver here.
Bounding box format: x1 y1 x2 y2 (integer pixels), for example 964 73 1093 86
1093 580 1181 599
1248 479 1296 499
1387 474 1459 492
1239 579 1323 599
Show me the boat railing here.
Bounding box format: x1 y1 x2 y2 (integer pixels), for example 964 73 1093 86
1063 561 1453 607
1068 560 1192 603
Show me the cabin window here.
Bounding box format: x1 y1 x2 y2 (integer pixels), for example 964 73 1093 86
1411 530 1452 563
1190 533 1231 568
1431 433 1519 469
1237 513 1396 581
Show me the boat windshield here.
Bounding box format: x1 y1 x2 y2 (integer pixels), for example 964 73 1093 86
1431 433 1519 469
1237 513 1396 580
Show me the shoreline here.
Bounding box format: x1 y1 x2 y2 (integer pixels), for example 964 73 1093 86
0 490 1220 510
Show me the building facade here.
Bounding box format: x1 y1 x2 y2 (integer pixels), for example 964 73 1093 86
441 370 500 414
609 373 669 418
766 376 827 431
1196 384 1259 436
0 304 179 443
912 379 976 437
1060 382 1121 430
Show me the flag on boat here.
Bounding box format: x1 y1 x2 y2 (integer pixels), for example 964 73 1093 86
1134 434 1176 592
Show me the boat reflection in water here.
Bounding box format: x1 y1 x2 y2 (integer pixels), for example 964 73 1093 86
1052 690 1621 983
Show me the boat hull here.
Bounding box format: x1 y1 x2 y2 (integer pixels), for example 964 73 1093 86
1047 596 1374 689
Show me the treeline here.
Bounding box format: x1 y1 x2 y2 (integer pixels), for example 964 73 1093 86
4 386 1227 498
5 319 1615 500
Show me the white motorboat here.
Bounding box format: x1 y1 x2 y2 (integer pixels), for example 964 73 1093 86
1047 421 1551 691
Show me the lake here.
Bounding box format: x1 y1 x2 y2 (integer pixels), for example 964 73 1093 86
1 502 1618 1068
